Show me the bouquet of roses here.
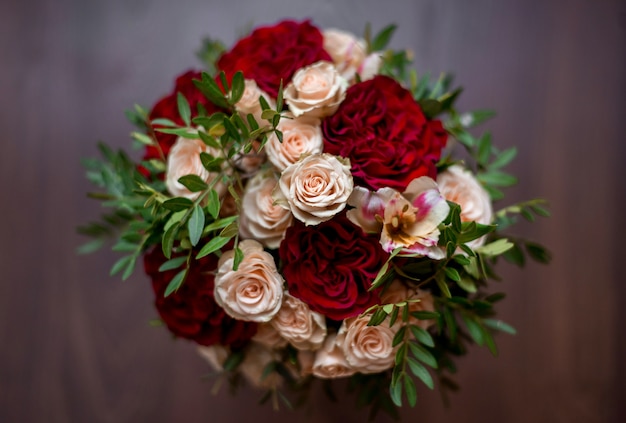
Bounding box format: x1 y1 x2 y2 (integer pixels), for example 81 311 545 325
79 19 550 419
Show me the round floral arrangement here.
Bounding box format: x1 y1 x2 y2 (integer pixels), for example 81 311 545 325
79 20 550 418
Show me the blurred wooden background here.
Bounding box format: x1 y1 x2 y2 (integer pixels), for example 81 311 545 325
1 0 624 422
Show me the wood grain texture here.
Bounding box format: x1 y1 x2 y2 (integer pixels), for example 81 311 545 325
1 0 624 422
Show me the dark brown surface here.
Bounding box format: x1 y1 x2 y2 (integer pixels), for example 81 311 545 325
1 0 624 422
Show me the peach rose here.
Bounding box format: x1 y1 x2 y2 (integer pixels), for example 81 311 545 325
381 279 436 330
265 115 323 171
274 153 353 226
239 171 293 249
437 165 493 248
340 314 399 374
235 79 275 126
252 323 288 349
165 136 224 200
239 342 283 389
270 293 326 351
197 345 229 372
323 29 382 82
284 61 347 118
214 240 284 322
311 333 355 379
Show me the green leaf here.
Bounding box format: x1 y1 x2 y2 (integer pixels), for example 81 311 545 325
483 318 517 335
202 215 238 234
188 205 205 247
490 147 517 169
483 327 498 356
477 132 492 166
476 238 514 257
382 303 395 314
223 350 245 371
196 236 230 259
121 255 137 280
177 175 208 192
150 118 178 127
462 315 484 346
444 267 461 282
162 223 180 259
110 255 133 277
409 325 435 348
392 326 407 347
230 71 245 105
408 342 438 368
131 131 155 146
155 127 201 139
370 24 397 51
219 222 239 239
158 256 188 272
436 273 451 298
410 311 440 321
233 246 244 271
162 197 194 212
164 269 187 297
76 239 105 255
478 171 518 187
193 73 229 108
457 277 477 293
276 79 284 112
112 240 138 252
526 242 552 264
407 359 434 390
403 374 417 407
390 375 403 407
389 305 400 327
206 189 220 219
368 308 388 326
177 92 191 126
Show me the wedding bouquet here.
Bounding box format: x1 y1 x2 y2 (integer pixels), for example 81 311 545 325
80 19 550 419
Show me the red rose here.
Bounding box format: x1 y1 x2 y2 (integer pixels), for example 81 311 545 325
279 214 388 321
322 75 448 191
143 70 221 163
144 247 257 347
217 20 331 99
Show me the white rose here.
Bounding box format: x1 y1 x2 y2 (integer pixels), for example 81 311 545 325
270 293 326 351
239 171 293 249
238 343 283 389
235 79 275 126
214 240 284 322
437 165 493 248
323 29 382 82
265 115 323 172
340 314 399 374
311 333 355 379
381 280 436 330
284 61 347 118
274 153 353 226
165 136 224 200
197 345 229 372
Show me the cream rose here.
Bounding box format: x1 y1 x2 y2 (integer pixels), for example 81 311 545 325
311 333 356 379
214 240 284 322
381 279 436 330
238 343 283 389
274 153 353 226
197 345 229 372
340 314 399 374
235 79 275 126
165 136 224 200
265 115 323 171
270 293 326 351
323 29 382 82
284 61 347 118
239 171 293 249
437 165 493 248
